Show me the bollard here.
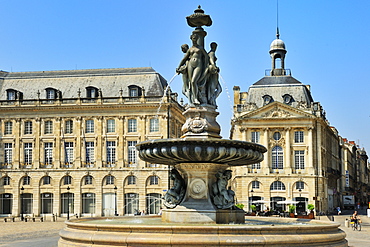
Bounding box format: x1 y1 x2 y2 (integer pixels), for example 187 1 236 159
345 218 349 228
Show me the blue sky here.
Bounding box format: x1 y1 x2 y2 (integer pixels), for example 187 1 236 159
1 0 370 152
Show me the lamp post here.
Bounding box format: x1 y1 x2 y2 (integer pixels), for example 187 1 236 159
20 187 24 221
67 186 70 220
298 188 303 212
114 186 118 216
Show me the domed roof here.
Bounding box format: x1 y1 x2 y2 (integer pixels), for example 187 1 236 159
270 38 286 51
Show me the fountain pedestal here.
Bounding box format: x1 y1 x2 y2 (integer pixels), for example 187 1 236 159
162 163 244 224
181 106 221 139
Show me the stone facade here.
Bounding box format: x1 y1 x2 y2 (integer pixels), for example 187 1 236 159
0 67 185 217
230 33 369 214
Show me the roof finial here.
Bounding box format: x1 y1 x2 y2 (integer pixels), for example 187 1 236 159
276 0 280 39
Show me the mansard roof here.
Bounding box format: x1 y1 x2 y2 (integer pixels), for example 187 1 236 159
0 67 167 99
252 75 302 86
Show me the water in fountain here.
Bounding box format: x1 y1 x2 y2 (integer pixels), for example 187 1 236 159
219 73 234 114
155 73 178 119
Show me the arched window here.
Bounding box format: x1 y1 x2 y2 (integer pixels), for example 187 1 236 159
42 176 51 185
126 175 137 185
2 176 10 186
262 95 273 105
23 176 31 185
84 175 93 185
272 146 283 169
251 181 260 189
149 176 159 185
270 181 286 191
105 175 115 185
63 175 72 185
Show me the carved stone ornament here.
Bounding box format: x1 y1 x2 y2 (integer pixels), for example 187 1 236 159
189 178 206 199
261 106 292 118
211 170 235 209
163 169 186 208
188 116 208 133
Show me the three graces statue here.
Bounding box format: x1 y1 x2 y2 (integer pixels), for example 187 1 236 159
176 33 222 107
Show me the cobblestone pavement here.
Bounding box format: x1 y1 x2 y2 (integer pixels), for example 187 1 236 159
1 211 370 247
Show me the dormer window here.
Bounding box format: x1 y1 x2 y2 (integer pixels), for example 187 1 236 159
45 88 58 99
6 89 22 100
283 94 293 105
128 85 142 97
86 87 98 98
262 95 273 105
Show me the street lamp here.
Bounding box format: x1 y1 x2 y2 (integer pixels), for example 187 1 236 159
114 186 118 216
67 186 70 220
20 187 24 221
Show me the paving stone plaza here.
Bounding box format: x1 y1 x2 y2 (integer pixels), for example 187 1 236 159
0 209 369 247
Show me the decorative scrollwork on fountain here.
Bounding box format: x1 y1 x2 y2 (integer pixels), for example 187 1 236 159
163 169 186 208
211 170 235 209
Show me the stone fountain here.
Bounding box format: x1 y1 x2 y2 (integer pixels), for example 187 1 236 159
59 7 347 246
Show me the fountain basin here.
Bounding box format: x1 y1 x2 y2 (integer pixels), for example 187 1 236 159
58 216 347 246
136 138 267 165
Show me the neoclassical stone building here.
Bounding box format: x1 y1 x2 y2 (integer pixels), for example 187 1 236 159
230 32 369 213
0 67 185 217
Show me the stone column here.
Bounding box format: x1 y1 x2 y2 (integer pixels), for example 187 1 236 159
285 128 291 173
307 126 314 174
262 128 269 174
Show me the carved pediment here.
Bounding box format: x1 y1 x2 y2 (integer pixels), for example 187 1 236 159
238 102 314 120
261 107 292 118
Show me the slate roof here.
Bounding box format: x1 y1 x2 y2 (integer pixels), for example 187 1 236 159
252 76 302 86
0 67 167 100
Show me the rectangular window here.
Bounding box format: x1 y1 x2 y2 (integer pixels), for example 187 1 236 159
294 150 305 169
106 141 116 164
150 118 159 132
294 131 304 143
251 163 261 169
251 131 260 143
4 143 12 164
24 143 33 164
85 120 94 133
44 142 53 164
4 122 13 135
24 121 33 135
272 147 283 169
46 89 55 99
107 119 115 133
65 120 73 134
85 142 95 164
44 120 53 134
82 193 95 214
129 88 138 97
128 119 137 132
7 91 16 100
128 141 137 166
65 142 74 164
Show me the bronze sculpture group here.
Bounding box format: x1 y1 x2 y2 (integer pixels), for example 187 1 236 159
176 34 221 107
